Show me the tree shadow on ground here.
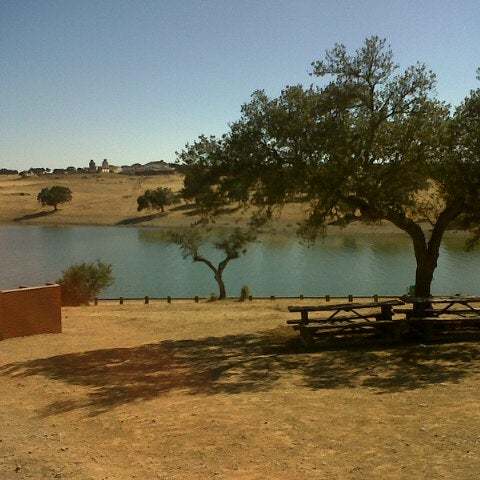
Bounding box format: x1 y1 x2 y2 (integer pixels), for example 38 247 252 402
14 210 56 221
2 329 480 416
183 205 242 217
116 212 167 225
169 203 196 212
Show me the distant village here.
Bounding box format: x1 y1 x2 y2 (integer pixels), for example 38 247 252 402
0 159 179 177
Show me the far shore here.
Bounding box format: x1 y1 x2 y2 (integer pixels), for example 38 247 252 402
0 174 472 239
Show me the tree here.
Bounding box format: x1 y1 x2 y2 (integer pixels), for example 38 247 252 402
37 186 72 211
57 261 114 305
167 228 256 299
137 187 179 213
179 36 480 298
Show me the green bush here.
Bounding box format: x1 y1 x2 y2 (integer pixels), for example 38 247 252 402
57 261 114 305
239 285 251 302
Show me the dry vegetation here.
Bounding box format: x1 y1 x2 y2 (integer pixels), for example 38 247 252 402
1 300 480 479
0 174 403 234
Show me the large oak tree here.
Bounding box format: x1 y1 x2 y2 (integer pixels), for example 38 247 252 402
179 37 480 298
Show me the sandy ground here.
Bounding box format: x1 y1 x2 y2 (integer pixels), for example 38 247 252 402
1 300 480 479
0 174 407 234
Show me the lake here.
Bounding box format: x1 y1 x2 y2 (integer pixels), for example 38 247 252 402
0 225 479 297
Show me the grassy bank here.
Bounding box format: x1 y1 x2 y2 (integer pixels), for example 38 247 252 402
1 300 480 479
0 174 409 234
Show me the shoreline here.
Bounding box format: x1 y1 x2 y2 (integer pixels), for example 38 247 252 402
0 174 474 239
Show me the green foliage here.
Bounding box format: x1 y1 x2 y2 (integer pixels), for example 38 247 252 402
137 187 179 213
239 285 251 302
37 186 72 210
177 36 480 296
57 261 114 306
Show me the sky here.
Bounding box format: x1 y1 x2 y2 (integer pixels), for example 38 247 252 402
1 0 479 170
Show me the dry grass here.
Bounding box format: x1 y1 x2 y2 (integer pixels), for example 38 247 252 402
1 300 480 479
0 174 404 233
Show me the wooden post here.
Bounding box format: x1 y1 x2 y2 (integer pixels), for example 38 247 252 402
248 295 253 301
325 295 330 302
119 297 124 305
373 294 379 302
194 296 199 303
167 296 171 304
144 296 149 305
348 294 353 302
94 297 98 306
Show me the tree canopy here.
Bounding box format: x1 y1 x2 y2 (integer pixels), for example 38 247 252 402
137 187 179 213
37 186 72 211
167 227 256 299
178 36 480 297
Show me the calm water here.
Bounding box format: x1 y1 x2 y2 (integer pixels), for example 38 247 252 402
0 225 479 297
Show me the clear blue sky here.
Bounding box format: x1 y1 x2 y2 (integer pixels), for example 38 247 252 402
1 0 479 170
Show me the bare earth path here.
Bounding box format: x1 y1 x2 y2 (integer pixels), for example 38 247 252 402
1 300 480 479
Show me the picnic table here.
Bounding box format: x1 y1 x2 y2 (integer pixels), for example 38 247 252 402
394 296 480 337
287 299 404 345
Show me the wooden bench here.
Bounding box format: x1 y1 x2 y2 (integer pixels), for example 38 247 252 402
287 300 404 346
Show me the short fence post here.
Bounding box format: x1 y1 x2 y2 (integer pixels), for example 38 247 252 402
167 296 171 304
300 294 304 300
325 295 330 302
144 296 149 305
373 294 379 302
94 297 98 306
248 295 253 301
194 296 199 303
348 294 353 302
119 297 124 305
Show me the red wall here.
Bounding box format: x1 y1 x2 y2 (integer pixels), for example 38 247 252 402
0 284 62 340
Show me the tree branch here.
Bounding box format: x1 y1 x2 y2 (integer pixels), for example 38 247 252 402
192 254 218 274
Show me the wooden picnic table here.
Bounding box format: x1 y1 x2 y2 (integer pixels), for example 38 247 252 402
397 295 480 318
394 296 480 338
287 299 405 345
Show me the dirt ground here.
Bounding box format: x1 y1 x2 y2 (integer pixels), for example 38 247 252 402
1 300 480 479
0 174 406 234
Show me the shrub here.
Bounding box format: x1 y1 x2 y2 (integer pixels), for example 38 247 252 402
239 285 251 302
57 261 114 305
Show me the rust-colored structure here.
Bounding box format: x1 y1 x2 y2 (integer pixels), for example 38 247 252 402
0 284 62 340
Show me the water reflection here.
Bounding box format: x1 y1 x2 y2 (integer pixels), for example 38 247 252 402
0 225 478 297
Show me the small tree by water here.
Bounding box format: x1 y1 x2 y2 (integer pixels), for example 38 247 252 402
57 261 113 305
167 228 256 299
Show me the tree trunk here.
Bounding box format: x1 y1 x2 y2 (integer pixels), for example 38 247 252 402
215 272 227 299
413 253 437 316
53 204 58 211
414 256 436 298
